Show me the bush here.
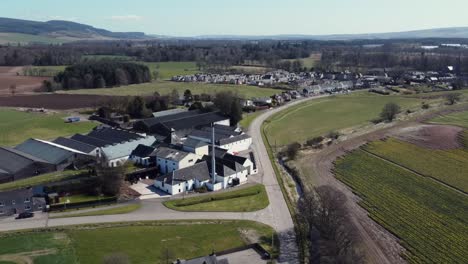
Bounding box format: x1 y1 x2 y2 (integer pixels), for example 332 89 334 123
379 102 401 122
326 131 341 140
421 102 430 109
285 142 301 160
306 136 324 146
446 93 462 105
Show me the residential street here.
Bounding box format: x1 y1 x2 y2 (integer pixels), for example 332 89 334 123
0 96 322 264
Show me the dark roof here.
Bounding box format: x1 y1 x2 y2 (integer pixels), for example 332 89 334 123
71 134 113 148
15 139 75 165
156 161 210 184
222 153 248 165
53 137 97 153
130 144 156 157
183 138 208 149
203 156 245 177
0 147 50 174
209 147 228 158
135 111 229 136
140 110 204 128
87 127 143 144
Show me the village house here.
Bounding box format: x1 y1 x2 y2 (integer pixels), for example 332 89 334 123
154 161 211 195
0 188 46 216
154 147 200 174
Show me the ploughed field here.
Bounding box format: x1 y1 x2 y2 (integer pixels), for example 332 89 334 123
333 127 468 263
0 66 49 95
0 221 276 264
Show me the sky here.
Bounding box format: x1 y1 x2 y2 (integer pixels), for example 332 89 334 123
1 0 467 36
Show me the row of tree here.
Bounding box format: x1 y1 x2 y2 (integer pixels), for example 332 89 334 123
54 61 151 90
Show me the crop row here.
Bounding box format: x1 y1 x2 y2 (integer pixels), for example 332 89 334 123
334 150 468 263
362 138 468 193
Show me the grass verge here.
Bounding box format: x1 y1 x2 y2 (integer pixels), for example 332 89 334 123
164 185 269 212
50 204 142 218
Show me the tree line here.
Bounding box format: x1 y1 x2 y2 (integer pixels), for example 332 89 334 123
54 61 151 90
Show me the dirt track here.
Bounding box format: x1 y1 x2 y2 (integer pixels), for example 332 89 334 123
297 105 468 264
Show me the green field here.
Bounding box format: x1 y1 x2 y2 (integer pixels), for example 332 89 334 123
363 138 468 193
58 194 113 204
0 32 68 45
143 61 199 80
429 110 468 128
0 170 87 192
60 80 281 98
164 185 269 212
22 66 66 77
334 149 468 263
264 93 427 146
0 221 276 264
0 109 96 146
281 53 321 68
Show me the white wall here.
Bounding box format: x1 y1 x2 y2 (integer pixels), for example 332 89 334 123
154 179 195 195
214 119 230 126
220 137 252 154
156 154 198 174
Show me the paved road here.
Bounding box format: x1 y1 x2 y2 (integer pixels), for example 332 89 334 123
0 95 324 263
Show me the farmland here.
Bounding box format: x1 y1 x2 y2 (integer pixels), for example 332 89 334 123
264 93 428 146
429 110 468 128
0 109 96 146
143 61 199 80
334 149 468 263
60 80 282 98
0 220 276 264
0 66 48 95
0 32 68 45
363 138 468 193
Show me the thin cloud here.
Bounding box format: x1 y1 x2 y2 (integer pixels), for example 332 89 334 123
109 15 143 21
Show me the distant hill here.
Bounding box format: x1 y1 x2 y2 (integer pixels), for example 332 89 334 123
195 27 468 40
0 17 150 44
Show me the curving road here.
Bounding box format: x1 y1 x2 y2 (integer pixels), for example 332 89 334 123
0 95 324 263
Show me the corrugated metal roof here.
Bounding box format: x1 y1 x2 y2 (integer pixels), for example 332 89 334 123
14 139 75 165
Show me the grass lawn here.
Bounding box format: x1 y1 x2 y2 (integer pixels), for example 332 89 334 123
57 194 113 204
164 185 269 212
0 170 87 192
264 93 428 146
0 220 277 264
50 204 142 218
239 111 265 129
0 109 96 146
429 110 468 128
60 80 282 99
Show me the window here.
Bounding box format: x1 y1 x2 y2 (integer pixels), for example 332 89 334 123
0 201 4 207
11 200 15 205
24 198 30 203
25 205 31 211
188 159 193 163
162 182 165 187
178 189 181 193
38 205 42 209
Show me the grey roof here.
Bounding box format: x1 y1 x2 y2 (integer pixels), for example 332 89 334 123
14 139 75 165
200 126 240 137
152 108 187 118
203 156 245 177
0 147 50 174
219 134 251 146
156 161 210 185
101 136 157 160
53 137 97 153
154 147 193 162
177 255 218 264
222 153 249 165
189 130 228 144
183 138 208 149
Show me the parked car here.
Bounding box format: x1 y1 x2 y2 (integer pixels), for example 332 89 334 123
15 212 34 220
